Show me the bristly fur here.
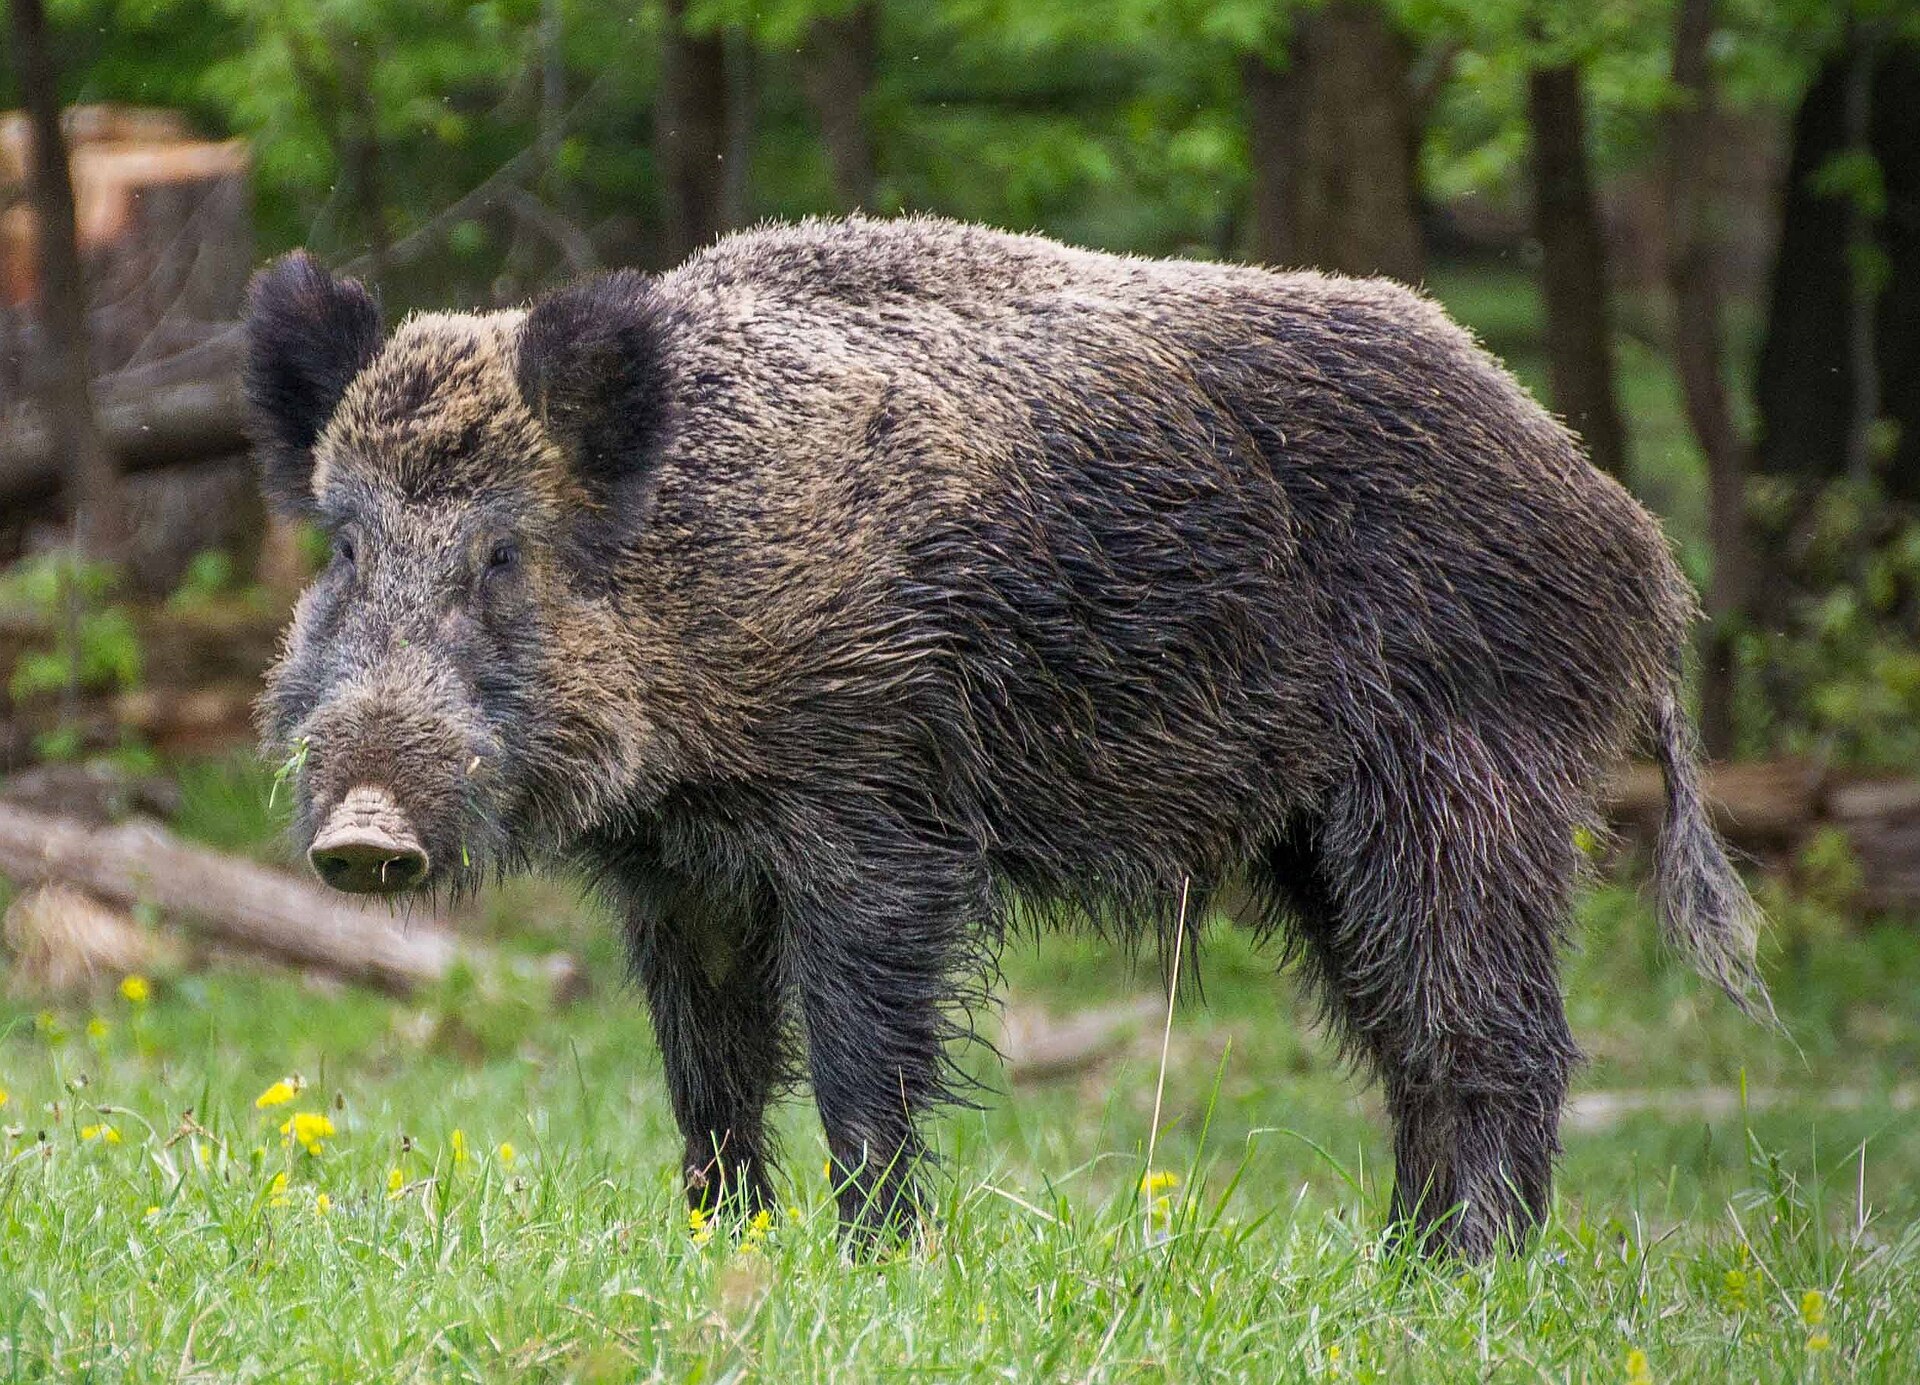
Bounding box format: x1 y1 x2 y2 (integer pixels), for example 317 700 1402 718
247 214 1769 1258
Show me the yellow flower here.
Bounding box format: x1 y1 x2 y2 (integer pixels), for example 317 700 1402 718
688 1205 714 1247
740 1207 773 1252
314 1192 331 1215
1800 1290 1827 1328
144 1205 160 1219
1141 1169 1181 1197
386 1167 405 1199
80 1122 121 1144
279 1111 336 1155
786 1206 804 1224
497 1141 516 1167
119 975 151 1004
267 1172 289 1207
449 1129 469 1166
86 1018 110 1042
1625 1347 1652 1385
1807 1332 1831 1353
1721 1268 1749 1311
0 1087 9 1108
254 1077 302 1109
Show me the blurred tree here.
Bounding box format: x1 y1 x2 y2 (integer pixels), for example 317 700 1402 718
658 0 733 260
1757 35 1919 505
1244 1 1424 280
1664 0 1754 757
7 0 125 561
1527 53 1629 478
799 3 878 211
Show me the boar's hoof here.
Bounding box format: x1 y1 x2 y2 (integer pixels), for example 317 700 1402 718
309 785 429 894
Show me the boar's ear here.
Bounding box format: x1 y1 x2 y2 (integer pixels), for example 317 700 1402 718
245 252 383 517
514 270 674 510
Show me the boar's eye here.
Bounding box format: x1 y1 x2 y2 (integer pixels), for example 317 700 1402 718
332 531 358 568
485 539 520 577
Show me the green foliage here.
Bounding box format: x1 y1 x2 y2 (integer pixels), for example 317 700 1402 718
1739 482 1920 769
0 554 142 707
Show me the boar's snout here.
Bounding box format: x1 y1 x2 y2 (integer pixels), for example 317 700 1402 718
309 785 430 894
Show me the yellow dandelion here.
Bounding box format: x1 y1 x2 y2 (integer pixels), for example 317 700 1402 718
497 1141 516 1167
119 975 151 1004
279 1111 336 1155
314 1192 331 1215
688 1204 714 1246
85 1018 110 1042
254 1077 302 1109
449 1129 470 1166
386 1167 405 1198
1625 1347 1652 1385
0 1087 9 1108
80 1122 121 1145
1800 1290 1827 1328
1141 1169 1181 1197
267 1171 290 1207
741 1207 773 1252
144 1205 160 1219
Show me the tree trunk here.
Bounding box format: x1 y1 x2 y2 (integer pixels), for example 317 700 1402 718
6 0 125 560
800 4 879 211
1528 62 1631 478
1242 51 1300 266
1665 0 1753 759
722 28 756 228
1756 42 1920 504
656 0 731 263
1274 0 1428 284
340 43 390 293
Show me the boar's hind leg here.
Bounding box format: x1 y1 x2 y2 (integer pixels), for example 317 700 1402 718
1262 746 1583 1259
615 864 789 1218
787 837 989 1245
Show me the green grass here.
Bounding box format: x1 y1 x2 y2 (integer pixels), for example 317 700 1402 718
4 764 1920 1378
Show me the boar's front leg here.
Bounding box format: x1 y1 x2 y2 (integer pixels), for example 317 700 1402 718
609 857 789 1218
785 829 989 1244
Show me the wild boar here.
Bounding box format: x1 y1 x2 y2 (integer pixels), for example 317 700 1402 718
246 215 1765 1257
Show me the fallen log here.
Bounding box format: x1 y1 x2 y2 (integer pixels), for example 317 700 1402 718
1603 759 1920 913
0 799 456 995
0 370 247 509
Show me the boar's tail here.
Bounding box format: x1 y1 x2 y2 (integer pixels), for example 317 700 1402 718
1646 688 1777 1025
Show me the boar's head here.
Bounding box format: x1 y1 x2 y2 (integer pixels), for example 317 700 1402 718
246 253 676 894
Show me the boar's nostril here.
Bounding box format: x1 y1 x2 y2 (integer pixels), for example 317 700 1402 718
308 786 430 895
